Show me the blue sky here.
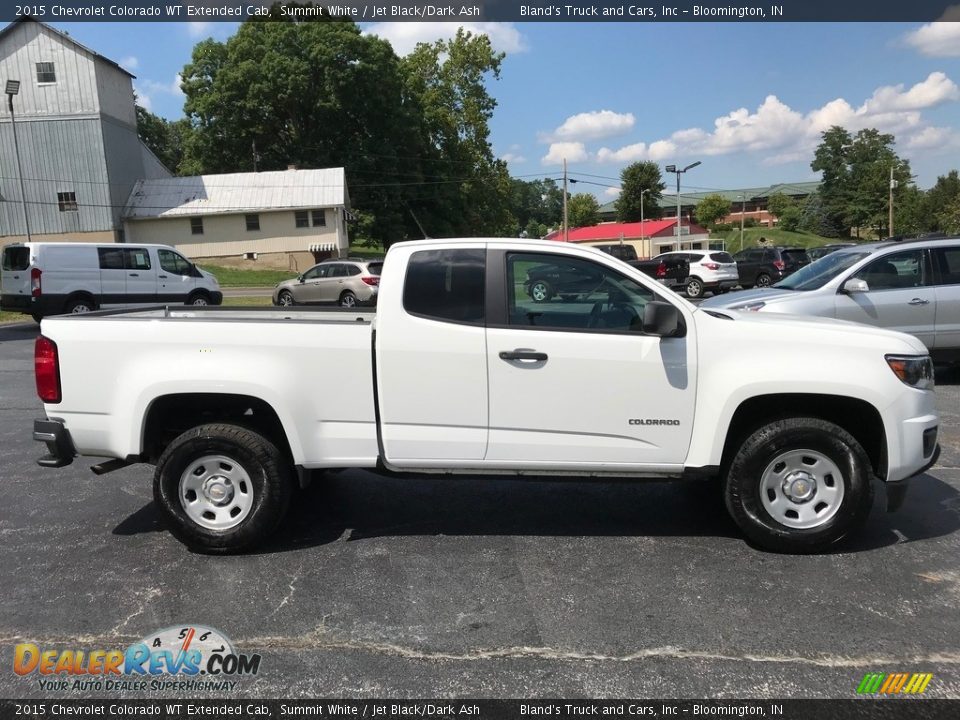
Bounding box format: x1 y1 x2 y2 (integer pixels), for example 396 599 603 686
55 20 960 198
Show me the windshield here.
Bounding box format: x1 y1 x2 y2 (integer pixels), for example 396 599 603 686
773 251 871 291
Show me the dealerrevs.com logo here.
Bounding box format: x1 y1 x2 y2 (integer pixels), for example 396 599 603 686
13 625 261 692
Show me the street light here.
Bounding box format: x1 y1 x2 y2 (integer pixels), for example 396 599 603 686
737 193 746 252
665 161 701 249
6 79 32 242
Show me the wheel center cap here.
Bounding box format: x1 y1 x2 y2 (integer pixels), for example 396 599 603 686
782 472 817 503
202 476 234 506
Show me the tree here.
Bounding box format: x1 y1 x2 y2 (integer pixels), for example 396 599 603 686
766 192 792 220
925 170 960 233
508 178 563 235
693 194 732 227
136 104 190 174
616 161 665 222
894 185 928 237
567 193 600 228
778 205 803 232
811 126 912 238
938 193 960 234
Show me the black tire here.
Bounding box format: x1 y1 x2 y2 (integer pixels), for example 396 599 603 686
277 290 295 307
153 423 293 554
64 296 95 314
529 280 553 303
723 418 874 553
685 277 704 299
339 291 358 308
187 292 210 306
755 273 772 288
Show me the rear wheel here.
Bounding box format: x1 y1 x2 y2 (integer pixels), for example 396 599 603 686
723 418 874 553
339 291 358 308
64 297 95 314
685 277 704 299
755 273 772 288
153 423 293 554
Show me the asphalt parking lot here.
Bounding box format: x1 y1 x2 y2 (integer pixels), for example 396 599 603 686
1 320 958 700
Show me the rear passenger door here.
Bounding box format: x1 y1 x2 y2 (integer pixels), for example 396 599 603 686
122 248 157 303
931 245 960 352
98 247 126 303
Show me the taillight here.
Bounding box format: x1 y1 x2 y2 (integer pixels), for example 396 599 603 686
656 262 666 278
702 262 720 270
35 335 61 404
31 267 42 297
361 276 380 286
773 260 785 271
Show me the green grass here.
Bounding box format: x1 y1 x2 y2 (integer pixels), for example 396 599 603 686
0 310 31 325
712 227 837 254
220 296 274 307
203 265 297 288
347 245 386 258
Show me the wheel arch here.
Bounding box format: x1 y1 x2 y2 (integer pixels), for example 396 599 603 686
64 291 97 313
719 393 886 480
140 393 296 469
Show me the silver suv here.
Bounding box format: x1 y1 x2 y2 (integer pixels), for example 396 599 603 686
273 258 383 308
702 236 960 362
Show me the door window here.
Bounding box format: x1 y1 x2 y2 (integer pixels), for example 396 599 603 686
328 264 348 278
507 252 658 332
2 246 29 271
301 265 328 281
854 249 927 291
158 249 193 276
932 247 960 286
124 249 151 270
98 248 125 270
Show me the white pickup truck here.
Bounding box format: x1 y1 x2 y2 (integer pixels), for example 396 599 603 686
33 239 941 554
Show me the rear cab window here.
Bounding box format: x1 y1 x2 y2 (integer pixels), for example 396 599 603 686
403 248 485 324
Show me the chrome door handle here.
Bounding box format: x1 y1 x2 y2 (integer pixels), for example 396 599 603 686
908 298 930 306
499 350 548 362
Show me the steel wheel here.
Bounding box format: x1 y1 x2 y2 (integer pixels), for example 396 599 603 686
67 299 93 314
339 291 357 308
759 449 845 529
530 281 551 303
179 454 254 531
190 295 209 306
278 290 295 307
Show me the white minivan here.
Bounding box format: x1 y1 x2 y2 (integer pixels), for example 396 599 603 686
1 242 222 321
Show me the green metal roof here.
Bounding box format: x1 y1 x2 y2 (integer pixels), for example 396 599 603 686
598 181 821 213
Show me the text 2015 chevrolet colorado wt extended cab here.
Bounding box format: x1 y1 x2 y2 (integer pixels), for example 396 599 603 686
33 239 941 554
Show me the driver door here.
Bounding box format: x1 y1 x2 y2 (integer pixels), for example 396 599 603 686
296 265 329 303
485 251 697 470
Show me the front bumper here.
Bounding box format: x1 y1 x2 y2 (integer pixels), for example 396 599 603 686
33 418 76 468
885 442 940 513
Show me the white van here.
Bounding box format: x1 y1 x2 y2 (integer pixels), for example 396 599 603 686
1 243 222 321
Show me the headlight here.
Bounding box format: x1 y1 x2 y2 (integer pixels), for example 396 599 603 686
885 354 934 390
732 301 766 312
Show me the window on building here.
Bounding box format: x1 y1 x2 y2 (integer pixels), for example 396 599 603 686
57 192 78 212
36 62 56 84
245 214 260 231
295 211 310 228
312 210 326 227
190 217 204 235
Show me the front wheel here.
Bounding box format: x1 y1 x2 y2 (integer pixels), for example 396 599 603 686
685 277 704 299
187 292 210 306
153 423 293 554
723 418 874 553
277 290 295 307
529 280 552 303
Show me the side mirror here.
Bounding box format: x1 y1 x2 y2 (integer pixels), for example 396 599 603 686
842 278 869 294
642 301 685 338
298 276 305 283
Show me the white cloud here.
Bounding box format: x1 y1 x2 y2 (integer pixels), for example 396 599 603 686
119 56 139 71
906 126 955 149
603 187 621 199
542 142 588 165
365 22 527 56
547 110 635 142
595 72 960 166
501 152 527 164
133 87 152 110
903 6 960 57
186 22 213 38
139 75 184 101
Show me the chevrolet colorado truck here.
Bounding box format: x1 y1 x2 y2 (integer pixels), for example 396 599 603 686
33 239 941 554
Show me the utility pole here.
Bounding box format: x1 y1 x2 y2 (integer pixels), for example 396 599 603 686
665 161 701 251
889 165 896 238
6 81 31 242
739 193 746 252
562 158 569 242
252 140 259 172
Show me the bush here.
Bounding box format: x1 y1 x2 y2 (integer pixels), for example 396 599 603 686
743 218 759 228
713 223 733 232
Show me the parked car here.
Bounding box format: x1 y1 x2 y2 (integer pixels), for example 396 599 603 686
807 243 856 262
34 238 939 554
627 255 691 291
273 258 383 308
593 244 638 262
733 246 810 288
523 261 604 302
702 236 960 362
0 242 222 321
653 250 740 299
